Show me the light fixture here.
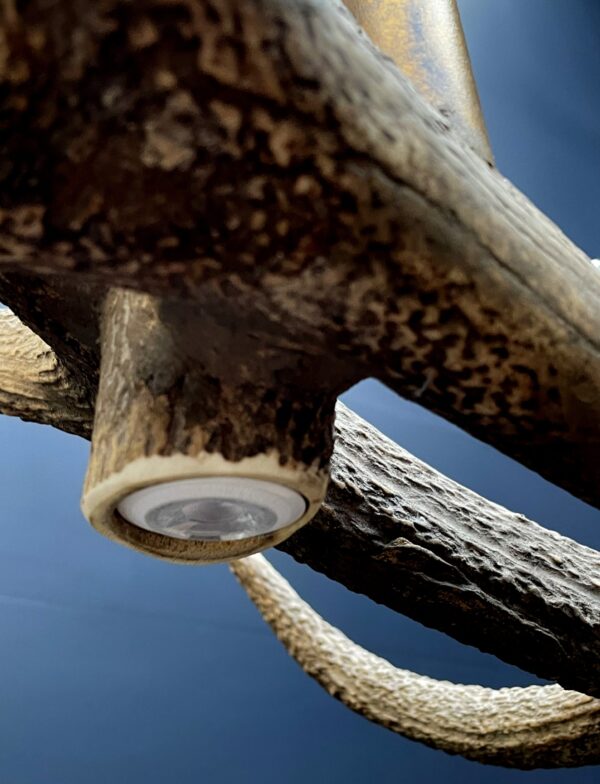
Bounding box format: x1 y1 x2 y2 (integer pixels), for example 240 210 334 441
81 288 333 564
117 477 307 542
82 450 327 563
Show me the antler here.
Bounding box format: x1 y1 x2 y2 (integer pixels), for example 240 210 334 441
1 0 599 768
1 0 599 504
231 553 600 769
0 309 91 436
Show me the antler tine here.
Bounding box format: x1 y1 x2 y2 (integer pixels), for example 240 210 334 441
231 553 600 769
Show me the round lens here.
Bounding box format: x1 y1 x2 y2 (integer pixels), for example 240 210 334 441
116 477 307 542
145 497 277 540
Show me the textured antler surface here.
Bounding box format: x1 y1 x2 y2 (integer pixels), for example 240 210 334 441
1 0 599 769
0 310 91 436
232 553 600 769
0 0 599 505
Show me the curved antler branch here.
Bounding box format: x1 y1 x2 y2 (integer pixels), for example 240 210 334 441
283 403 600 699
0 310 92 437
231 553 600 769
1 1 598 768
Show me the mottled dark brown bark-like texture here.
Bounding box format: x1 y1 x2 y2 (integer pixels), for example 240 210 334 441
282 404 600 699
0 0 599 507
1 0 600 766
88 288 337 479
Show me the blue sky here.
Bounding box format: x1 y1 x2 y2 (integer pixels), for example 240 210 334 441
0 2 599 782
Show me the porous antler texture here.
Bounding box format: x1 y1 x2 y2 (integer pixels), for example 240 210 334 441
0 0 599 505
3 313 600 766
231 554 600 769
282 404 600 699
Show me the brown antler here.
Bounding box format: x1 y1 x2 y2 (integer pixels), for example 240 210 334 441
1 0 599 768
0 0 599 505
3 315 599 702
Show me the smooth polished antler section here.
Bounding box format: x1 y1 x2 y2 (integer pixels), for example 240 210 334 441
343 0 493 161
231 553 600 769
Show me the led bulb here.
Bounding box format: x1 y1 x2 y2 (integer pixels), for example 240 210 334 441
117 477 307 542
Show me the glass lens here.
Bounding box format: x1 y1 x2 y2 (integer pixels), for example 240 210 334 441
116 477 308 543
145 497 278 541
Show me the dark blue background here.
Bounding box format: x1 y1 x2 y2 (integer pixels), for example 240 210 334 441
1 1 599 781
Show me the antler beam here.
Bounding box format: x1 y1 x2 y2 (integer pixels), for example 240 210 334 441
0 0 599 507
1 1 599 767
282 403 600 699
